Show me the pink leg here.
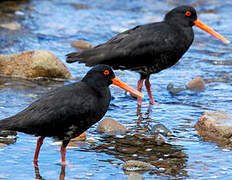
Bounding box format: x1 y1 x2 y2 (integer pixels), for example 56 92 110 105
61 146 66 164
145 77 155 105
137 78 144 105
34 136 45 164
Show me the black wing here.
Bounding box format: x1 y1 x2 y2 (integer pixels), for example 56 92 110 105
66 22 188 70
1 82 101 137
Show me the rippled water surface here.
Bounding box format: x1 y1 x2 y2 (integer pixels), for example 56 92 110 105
0 0 232 179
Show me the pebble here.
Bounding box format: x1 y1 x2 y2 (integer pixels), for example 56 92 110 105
150 123 172 136
71 40 93 49
186 77 205 90
0 143 7 147
97 118 128 135
167 83 185 95
0 130 17 137
122 160 154 171
0 23 21 30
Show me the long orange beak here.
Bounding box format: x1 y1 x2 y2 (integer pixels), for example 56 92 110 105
194 19 230 44
112 77 144 98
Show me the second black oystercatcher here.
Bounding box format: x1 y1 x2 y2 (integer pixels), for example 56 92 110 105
0 64 143 164
66 5 230 105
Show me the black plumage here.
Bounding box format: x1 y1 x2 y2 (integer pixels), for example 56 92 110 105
66 5 229 105
0 64 143 164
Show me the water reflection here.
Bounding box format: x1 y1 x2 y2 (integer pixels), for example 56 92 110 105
136 104 153 119
78 134 189 177
34 162 66 180
0 76 67 92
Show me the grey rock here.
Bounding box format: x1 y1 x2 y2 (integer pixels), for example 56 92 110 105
97 118 128 134
150 123 172 137
123 160 154 171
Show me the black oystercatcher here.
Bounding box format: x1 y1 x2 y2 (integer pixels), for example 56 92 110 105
0 65 143 164
66 6 230 105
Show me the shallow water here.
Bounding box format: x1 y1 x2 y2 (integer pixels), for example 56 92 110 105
0 0 232 179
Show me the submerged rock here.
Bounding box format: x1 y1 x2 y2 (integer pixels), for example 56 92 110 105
0 143 7 147
0 130 17 137
0 50 71 79
71 40 93 50
123 160 154 171
167 83 185 95
153 134 166 145
0 130 17 144
150 123 172 137
194 111 232 144
0 23 21 30
186 77 205 90
97 118 128 135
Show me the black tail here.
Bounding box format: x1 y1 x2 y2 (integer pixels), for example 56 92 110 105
0 118 14 132
66 46 112 66
66 52 80 63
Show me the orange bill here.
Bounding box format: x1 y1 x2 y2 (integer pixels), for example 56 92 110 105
112 77 144 98
194 18 230 44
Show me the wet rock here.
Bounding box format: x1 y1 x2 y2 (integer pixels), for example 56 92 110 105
0 130 17 137
150 123 172 137
205 78 231 83
194 111 232 144
0 23 21 30
105 129 127 136
0 143 7 147
71 132 86 142
0 130 17 144
0 50 71 79
71 40 93 50
123 160 154 171
186 77 205 90
212 60 232 65
153 134 166 145
71 3 89 10
167 83 185 95
97 118 128 135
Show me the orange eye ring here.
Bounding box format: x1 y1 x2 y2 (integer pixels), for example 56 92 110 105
104 70 110 75
185 11 191 16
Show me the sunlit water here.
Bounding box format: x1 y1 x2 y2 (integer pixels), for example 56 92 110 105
0 0 232 179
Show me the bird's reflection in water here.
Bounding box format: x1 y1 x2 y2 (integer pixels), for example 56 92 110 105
78 134 189 177
136 103 153 120
34 162 66 180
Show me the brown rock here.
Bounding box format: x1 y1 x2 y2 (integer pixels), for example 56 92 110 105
0 50 71 79
71 40 93 50
194 111 232 144
186 77 205 90
97 118 128 134
0 143 7 147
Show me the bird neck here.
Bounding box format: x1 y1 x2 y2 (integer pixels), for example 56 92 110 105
81 77 110 97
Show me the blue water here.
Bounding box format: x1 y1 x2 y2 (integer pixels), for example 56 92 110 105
0 0 232 179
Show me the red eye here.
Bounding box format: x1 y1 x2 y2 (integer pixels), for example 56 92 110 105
185 11 191 16
104 70 110 75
